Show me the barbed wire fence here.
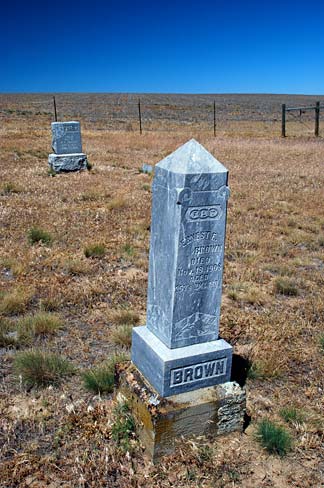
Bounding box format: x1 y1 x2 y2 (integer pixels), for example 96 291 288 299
0 94 323 137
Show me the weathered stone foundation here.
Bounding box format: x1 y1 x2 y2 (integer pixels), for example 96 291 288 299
48 153 88 173
115 362 246 462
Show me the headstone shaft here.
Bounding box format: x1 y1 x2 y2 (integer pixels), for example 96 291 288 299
147 139 229 349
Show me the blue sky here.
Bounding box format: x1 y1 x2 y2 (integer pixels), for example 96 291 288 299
1 0 324 93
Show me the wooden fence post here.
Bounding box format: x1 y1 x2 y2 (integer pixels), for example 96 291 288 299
53 96 58 122
213 101 216 137
315 101 320 137
281 104 286 137
138 99 142 135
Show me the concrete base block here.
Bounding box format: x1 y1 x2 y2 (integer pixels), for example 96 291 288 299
48 153 88 172
115 362 246 462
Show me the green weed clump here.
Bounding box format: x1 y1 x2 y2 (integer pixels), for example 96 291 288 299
319 334 324 354
111 402 136 451
122 242 135 257
247 362 263 380
257 418 292 456
280 407 305 424
47 167 57 177
27 227 53 245
84 243 106 258
14 350 74 387
17 312 63 343
274 277 299 296
86 160 93 171
82 352 128 394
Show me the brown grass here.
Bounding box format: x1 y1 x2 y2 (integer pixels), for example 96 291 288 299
0 94 323 487
0 288 33 315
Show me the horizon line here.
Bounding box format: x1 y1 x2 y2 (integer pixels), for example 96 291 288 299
1 91 324 97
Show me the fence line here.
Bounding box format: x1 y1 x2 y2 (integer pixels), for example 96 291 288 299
1 95 323 137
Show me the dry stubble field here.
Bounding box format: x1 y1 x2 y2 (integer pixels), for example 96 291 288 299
0 94 324 487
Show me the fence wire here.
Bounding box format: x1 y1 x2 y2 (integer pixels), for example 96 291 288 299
1 94 323 135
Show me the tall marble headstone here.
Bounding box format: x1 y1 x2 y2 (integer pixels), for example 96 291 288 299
132 139 232 397
48 121 88 173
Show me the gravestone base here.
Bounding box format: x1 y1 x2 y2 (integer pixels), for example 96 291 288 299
48 153 88 173
115 362 246 462
132 326 232 397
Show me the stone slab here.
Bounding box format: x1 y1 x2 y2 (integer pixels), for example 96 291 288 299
51 121 82 154
132 326 232 397
48 153 88 173
115 361 246 462
141 163 153 174
145 139 230 349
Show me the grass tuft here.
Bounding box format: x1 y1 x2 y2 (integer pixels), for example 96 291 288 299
14 350 74 387
280 407 305 424
106 197 127 211
256 418 292 456
86 160 93 171
111 402 136 451
0 317 16 347
27 227 53 245
110 324 133 348
17 312 63 343
82 352 128 394
274 277 299 296
319 334 324 354
0 288 33 315
84 243 106 258
107 308 140 326
63 258 91 275
121 242 135 257
247 362 264 380
1 182 22 195
47 167 57 177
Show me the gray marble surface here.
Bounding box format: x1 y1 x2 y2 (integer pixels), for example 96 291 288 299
146 139 230 349
51 121 82 154
132 326 232 397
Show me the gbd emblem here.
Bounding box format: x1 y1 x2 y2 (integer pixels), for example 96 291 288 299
185 205 222 221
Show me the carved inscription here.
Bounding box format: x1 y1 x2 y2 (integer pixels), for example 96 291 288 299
175 227 223 295
53 123 82 154
170 357 227 387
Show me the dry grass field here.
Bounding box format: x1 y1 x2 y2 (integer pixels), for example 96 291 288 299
0 94 324 487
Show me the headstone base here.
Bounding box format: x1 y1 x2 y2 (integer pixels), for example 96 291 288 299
115 362 246 462
48 153 88 172
132 326 232 396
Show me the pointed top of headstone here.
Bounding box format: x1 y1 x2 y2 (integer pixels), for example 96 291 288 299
157 139 228 174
